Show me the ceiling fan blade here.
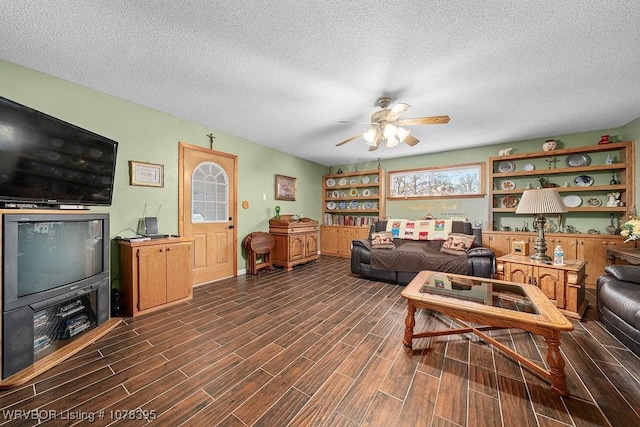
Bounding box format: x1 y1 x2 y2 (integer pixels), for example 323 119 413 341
336 132 364 146
397 115 450 126
385 103 411 121
403 134 420 146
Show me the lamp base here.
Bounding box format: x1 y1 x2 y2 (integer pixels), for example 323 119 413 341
530 252 552 262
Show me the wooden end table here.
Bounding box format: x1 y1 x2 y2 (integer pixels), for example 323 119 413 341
401 271 574 395
606 246 640 265
496 254 587 320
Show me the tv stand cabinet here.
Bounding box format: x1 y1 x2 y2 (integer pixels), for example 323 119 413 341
117 237 195 316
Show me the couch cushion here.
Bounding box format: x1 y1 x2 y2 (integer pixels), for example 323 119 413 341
440 233 476 256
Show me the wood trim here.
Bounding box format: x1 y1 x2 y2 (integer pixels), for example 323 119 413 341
0 318 122 389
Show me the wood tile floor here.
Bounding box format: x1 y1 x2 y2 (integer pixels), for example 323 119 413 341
1 256 639 426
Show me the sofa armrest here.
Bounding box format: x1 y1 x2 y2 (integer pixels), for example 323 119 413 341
604 265 640 284
351 239 371 251
466 247 496 278
467 247 495 258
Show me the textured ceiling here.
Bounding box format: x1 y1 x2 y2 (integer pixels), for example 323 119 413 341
2 1 640 166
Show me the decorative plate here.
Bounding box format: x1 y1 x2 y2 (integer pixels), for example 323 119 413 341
362 201 373 209
361 176 371 184
522 163 535 171
502 195 518 208
587 197 602 207
350 178 357 185
362 189 371 197
326 178 336 187
326 201 336 210
501 180 516 190
349 200 359 209
349 188 358 197
374 176 379 183
566 153 591 167
340 191 347 197
338 178 348 186
563 194 582 207
574 175 594 186
331 190 340 198
497 161 516 173
338 201 347 210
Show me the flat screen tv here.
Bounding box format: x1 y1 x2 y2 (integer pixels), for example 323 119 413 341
2 212 110 312
0 96 118 207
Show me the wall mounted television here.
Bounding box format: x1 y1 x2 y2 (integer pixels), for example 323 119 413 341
0 96 118 207
2 212 110 312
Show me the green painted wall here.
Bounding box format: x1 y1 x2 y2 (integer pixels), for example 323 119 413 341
0 60 325 285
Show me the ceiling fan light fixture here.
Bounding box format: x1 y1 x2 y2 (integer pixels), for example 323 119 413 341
383 124 398 141
396 126 410 142
363 128 377 145
385 135 400 148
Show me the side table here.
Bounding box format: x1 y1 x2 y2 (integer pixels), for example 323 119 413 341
606 247 640 265
496 254 587 319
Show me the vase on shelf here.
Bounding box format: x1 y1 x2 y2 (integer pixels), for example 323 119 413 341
542 139 557 151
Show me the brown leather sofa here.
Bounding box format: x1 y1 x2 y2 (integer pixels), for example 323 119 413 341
596 265 640 356
350 220 495 285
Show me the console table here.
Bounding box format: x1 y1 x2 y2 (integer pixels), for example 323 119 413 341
606 247 640 265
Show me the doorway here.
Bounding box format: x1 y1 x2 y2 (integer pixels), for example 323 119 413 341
178 142 237 285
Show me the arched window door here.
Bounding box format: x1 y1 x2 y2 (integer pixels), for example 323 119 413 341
192 162 229 223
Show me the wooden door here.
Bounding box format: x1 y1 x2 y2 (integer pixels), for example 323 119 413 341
306 232 318 258
289 235 305 261
320 226 339 255
137 245 167 311
179 142 237 285
166 242 193 302
505 262 532 285
486 234 512 258
536 266 564 308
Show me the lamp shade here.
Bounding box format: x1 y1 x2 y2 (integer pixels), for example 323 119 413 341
515 188 568 214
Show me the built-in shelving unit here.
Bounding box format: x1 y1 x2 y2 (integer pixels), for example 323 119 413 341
320 169 386 257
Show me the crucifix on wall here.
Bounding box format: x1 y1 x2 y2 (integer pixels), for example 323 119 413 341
207 133 216 150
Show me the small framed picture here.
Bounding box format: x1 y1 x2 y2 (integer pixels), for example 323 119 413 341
129 161 164 187
275 174 296 201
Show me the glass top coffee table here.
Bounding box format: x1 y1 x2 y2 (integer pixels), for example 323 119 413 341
401 270 574 395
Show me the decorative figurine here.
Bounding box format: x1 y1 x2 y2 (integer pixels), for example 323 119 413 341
606 192 621 207
274 205 281 219
605 154 613 165
598 135 611 145
498 147 513 156
543 139 557 151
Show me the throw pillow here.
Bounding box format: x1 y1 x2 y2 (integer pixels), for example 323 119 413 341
440 233 476 256
371 231 395 249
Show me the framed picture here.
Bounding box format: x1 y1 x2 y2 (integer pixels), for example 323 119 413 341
275 174 296 201
387 162 485 199
129 161 164 187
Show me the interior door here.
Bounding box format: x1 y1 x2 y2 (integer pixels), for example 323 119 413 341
179 142 237 285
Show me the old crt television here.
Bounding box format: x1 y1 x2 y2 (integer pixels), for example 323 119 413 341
2 212 110 312
0 96 118 207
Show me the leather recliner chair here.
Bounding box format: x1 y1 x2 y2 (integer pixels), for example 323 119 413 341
596 265 640 357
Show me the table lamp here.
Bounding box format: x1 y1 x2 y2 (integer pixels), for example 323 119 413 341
515 188 567 261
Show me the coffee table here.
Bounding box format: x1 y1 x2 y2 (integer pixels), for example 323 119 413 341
401 270 574 395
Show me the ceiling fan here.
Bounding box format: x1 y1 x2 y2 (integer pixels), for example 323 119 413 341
336 97 450 151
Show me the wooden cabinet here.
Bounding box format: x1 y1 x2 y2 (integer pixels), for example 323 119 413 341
496 254 587 319
489 141 634 234
269 217 319 270
320 225 369 258
118 237 194 317
321 169 385 256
